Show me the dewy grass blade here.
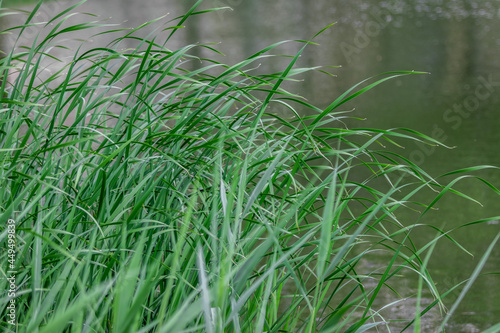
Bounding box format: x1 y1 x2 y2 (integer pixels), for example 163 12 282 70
317 168 338 278
481 322 500 333
414 232 440 333
165 0 203 43
311 71 428 127
439 232 500 331
112 234 147 333
197 246 214 333
38 281 113 333
322 178 404 280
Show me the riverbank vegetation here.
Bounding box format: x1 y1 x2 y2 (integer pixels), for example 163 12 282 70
1 1 499 332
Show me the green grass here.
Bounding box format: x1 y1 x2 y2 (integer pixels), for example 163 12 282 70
1 1 499 332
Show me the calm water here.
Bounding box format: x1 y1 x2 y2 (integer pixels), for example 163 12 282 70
4 0 500 331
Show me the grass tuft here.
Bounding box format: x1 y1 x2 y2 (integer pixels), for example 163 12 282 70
0 1 499 332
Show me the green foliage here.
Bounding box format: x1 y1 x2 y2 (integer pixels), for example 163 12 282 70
0 1 499 332
1 0 53 7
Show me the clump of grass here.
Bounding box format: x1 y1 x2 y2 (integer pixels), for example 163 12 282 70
0 1 499 332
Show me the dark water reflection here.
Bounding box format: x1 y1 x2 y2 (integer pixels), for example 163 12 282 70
4 0 500 331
